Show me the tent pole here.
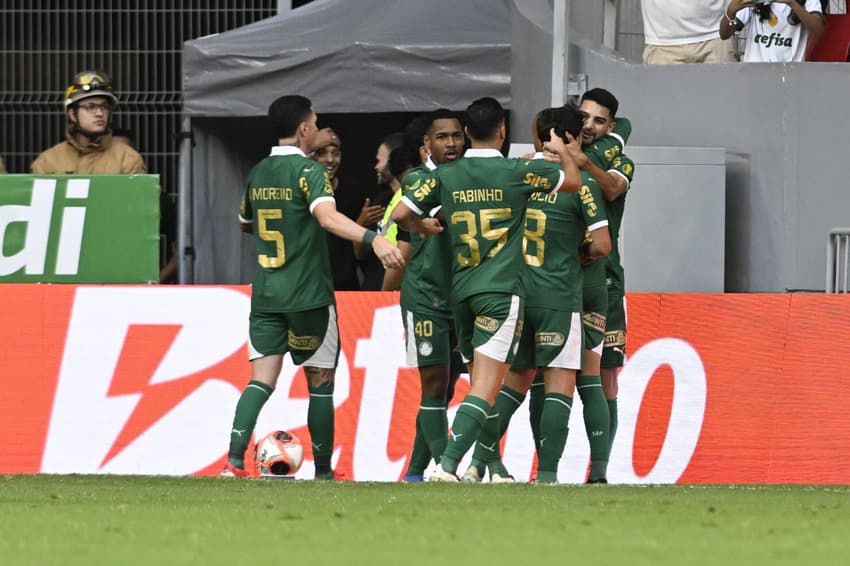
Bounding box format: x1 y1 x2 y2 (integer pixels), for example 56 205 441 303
177 115 194 284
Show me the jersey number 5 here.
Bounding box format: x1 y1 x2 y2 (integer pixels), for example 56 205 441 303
257 209 285 268
451 208 510 267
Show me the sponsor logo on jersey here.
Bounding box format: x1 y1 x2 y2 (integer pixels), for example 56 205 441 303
535 332 565 347
288 331 321 350
474 315 500 332
753 32 793 48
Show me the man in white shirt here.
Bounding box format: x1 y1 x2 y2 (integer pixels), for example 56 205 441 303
642 0 737 64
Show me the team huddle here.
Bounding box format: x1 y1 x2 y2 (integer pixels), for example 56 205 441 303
223 90 634 484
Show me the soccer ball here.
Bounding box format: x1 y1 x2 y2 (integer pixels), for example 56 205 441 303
254 430 304 476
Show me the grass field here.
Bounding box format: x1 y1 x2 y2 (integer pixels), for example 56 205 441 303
0 475 846 565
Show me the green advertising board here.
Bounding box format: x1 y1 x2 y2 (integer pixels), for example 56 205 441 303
0 175 160 283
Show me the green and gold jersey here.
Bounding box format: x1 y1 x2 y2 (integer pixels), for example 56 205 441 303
582 116 631 290
603 153 634 292
239 145 336 313
522 165 608 311
401 148 564 303
584 116 630 172
399 163 453 313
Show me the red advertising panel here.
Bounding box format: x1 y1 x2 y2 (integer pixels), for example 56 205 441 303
0 286 848 483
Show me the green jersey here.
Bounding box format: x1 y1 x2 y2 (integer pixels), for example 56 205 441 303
522 165 607 312
401 149 564 303
582 117 631 289
399 163 454 313
239 146 336 313
603 153 634 292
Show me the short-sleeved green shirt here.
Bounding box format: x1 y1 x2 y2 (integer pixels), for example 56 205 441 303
581 118 630 289
522 163 608 312
401 148 564 303
239 146 336 313
399 163 454 313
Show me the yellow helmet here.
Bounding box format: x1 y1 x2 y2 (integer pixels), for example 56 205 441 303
64 70 118 109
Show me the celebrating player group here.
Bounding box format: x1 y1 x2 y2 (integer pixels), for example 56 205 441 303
223 89 634 484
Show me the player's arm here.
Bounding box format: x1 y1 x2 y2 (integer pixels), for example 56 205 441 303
313 200 404 269
381 238 413 291
391 175 444 235
238 190 254 234
583 224 612 260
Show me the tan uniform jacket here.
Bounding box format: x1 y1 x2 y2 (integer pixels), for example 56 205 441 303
31 125 146 174
0 155 6 173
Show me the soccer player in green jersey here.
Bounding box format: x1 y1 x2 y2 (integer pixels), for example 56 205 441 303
392 97 581 482
462 107 612 484
395 109 467 481
565 88 635 482
222 95 404 479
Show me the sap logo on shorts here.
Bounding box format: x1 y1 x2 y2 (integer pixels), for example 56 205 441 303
474 315 500 332
582 311 606 333
535 332 565 347
0 178 88 276
604 329 626 347
288 331 321 350
418 341 434 356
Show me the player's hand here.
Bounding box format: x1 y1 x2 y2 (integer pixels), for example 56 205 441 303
563 131 588 167
542 128 566 155
419 217 444 238
372 236 405 269
357 198 386 226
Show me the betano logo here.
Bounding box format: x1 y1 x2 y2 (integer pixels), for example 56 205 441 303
0 178 89 276
38 289 707 482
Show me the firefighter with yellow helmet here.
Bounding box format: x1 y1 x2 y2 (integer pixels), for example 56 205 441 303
31 70 145 174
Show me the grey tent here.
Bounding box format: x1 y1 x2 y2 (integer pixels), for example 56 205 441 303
180 0 513 284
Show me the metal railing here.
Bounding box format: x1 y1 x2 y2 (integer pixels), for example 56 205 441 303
826 228 850 293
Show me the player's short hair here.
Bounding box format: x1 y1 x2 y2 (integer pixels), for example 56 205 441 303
401 115 430 167
426 108 461 134
465 97 504 141
388 145 413 180
380 132 405 152
580 88 618 118
536 105 583 143
268 95 313 139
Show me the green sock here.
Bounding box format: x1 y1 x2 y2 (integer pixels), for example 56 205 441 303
228 380 273 468
537 393 572 482
405 416 431 477
308 382 335 475
577 375 610 481
470 385 524 469
607 398 618 455
440 395 490 474
528 373 545 451
419 395 448 464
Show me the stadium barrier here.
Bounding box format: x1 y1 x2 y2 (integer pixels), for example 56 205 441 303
1 285 848 484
